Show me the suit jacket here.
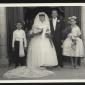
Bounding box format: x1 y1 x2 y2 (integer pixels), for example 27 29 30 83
50 17 65 45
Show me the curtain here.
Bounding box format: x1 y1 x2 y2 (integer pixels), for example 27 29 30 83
6 7 24 65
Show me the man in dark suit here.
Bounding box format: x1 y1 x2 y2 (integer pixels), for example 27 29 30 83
50 9 65 68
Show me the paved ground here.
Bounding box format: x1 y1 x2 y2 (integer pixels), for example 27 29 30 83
0 58 85 81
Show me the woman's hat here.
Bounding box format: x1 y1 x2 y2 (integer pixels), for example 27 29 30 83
68 16 77 23
68 16 77 20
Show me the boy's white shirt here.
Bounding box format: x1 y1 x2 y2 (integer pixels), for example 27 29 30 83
12 29 27 57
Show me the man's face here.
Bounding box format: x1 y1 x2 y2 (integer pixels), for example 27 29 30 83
52 10 58 18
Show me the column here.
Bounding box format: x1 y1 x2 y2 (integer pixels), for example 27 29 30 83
81 6 85 64
0 7 8 66
81 6 85 53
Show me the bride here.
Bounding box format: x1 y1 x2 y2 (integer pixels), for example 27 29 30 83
3 12 58 79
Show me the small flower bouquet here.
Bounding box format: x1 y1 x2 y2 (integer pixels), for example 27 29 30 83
67 33 77 50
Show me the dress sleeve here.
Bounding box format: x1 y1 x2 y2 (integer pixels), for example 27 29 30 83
12 31 15 48
23 31 27 48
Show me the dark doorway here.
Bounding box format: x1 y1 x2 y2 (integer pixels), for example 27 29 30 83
23 7 65 31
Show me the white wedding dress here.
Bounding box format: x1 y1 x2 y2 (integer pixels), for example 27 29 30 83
3 12 58 79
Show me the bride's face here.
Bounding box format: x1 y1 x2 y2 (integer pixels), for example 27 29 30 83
39 16 45 22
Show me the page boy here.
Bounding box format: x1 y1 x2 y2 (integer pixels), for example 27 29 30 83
12 22 27 68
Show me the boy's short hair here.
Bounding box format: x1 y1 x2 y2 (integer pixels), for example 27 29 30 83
16 21 24 26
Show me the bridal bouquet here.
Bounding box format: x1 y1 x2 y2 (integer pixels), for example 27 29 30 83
71 39 76 50
68 33 77 50
45 29 53 48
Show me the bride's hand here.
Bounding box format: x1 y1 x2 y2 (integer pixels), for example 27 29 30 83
45 33 51 38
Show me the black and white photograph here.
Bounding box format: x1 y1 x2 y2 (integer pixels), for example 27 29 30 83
0 3 85 82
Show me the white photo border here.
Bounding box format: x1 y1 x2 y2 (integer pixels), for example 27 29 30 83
0 3 85 83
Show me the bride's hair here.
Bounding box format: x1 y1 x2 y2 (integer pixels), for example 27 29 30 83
39 14 45 17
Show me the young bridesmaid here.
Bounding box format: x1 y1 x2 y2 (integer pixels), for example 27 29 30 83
62 16 84 69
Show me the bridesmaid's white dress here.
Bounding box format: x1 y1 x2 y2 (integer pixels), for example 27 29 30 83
62 25 84 57
3 21 58 79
